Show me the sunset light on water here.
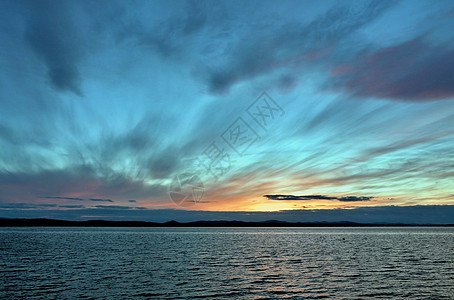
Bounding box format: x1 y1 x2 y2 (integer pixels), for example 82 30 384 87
1 0 453 298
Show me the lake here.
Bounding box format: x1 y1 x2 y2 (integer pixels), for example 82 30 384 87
1 227 453 299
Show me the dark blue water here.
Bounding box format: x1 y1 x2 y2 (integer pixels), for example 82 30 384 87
1 227 453 299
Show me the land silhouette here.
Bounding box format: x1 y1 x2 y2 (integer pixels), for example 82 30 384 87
1 218 453 227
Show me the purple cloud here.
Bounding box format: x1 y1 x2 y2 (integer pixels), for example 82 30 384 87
328 38 454 101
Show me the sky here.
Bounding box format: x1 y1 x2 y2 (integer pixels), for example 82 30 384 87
0 0 453 223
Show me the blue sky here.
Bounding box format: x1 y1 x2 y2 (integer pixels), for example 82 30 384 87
0 0 453 222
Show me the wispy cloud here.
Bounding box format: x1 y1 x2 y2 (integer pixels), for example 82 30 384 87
0 0 453 218
42 196 84 201
264 194 373 202
59 205 85 209
89 198 114 203
327 38 454 101
93 205 146 210
0 168 168 205
204 0 394 93
24 0 84 95
0 203 58 209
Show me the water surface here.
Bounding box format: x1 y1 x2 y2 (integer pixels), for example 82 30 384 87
1 227 453 299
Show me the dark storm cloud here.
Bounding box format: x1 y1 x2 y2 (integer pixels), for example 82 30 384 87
23 0 84 95
205 0 393 93
264 194 373 202
89 198 114 202
328 38 454 101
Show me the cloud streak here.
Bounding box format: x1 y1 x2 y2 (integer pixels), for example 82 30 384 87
1 205 453 224
24 0 84 95
89 198 114 203
328 38 454 101
0 0 453 219
42 196 84 201
264 195 373 202
93 205 147 210
204 0 394 93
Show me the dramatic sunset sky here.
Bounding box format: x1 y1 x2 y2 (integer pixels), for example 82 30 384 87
1 0 453 222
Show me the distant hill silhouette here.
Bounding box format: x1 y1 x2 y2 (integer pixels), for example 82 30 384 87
0 218 453 227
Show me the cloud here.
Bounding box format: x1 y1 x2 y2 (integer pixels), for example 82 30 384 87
93 205 146 210
24 0 84 95
337 196 374 202
0 166 168 205
0 203 57 209
129 0 215 59
42 196 84 201
89 198 114 202
328 38 454 101
116 0 393 94
0 205 453 224
80 112 189 181
204 0 393 93
59 205 85 208
264 194 373 202
1 0 452 218
128 200 136 203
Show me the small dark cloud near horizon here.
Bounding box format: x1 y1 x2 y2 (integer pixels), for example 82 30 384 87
93 205 147 210
42 196 84 201
43 197 114 203
89 198 114 203
128 200 136 203
93 205 130 210
337 196 374 202
0 203 58 209
264 194 373 202
59 205 85 208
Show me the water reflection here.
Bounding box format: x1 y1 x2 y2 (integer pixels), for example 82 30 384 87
1 227 453 299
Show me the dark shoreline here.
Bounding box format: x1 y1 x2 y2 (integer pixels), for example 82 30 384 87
1 218 453 227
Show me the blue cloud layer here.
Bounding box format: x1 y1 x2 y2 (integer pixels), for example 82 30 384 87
0 0 453 220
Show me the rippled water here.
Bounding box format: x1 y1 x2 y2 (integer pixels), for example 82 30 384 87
1 227 453 299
